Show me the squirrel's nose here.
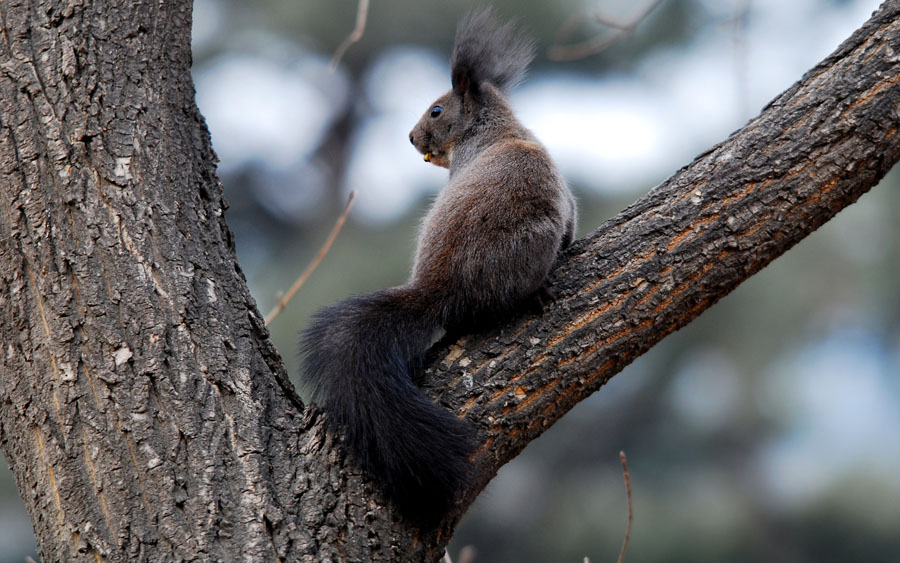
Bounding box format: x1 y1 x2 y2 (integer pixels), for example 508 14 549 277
409 134 415 146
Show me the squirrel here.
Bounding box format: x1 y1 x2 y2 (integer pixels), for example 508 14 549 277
299 7 576 524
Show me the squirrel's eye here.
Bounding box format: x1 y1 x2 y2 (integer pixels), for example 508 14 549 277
430 105 443 118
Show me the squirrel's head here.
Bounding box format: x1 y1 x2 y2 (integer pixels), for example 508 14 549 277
409 8 534 169
409 88 475 169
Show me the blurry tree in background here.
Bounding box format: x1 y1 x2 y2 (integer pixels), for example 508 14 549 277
2 0 900 561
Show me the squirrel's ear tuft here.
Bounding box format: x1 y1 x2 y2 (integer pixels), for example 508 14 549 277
451 7 535 95
451 64 472 96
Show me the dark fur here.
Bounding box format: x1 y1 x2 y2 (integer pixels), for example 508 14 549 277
300 288 475 523
301 8 576 525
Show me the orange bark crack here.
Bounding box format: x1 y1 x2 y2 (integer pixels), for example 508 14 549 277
511 378 560 415
541 358 617 418
842 68 900 118
666 215 716 252
635 285 660 308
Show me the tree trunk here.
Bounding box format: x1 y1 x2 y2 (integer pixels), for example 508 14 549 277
1 1 899 562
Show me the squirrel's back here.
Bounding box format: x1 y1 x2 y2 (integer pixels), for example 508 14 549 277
413 136 574 326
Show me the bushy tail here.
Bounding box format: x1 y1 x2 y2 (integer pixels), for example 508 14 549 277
299 287 475 523
451 7 535 94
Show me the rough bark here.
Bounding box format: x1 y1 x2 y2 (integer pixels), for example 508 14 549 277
0 1 898 562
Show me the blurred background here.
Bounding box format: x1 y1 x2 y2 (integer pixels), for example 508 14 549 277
3 0 900 561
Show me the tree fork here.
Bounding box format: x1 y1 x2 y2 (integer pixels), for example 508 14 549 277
1 1 899 562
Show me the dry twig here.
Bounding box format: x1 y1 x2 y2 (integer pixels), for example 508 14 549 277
617 451 634 563
331 0 370 70
264 191 356 325
549 0 666 61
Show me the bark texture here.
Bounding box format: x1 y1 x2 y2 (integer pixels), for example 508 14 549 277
0 0 899 562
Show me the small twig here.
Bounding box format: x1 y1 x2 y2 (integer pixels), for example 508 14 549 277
330 0 370 70
616 451 633 563
593 0 665 35
264 191 356 325
549 0 666 61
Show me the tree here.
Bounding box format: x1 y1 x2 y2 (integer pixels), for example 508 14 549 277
2 0 899 561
